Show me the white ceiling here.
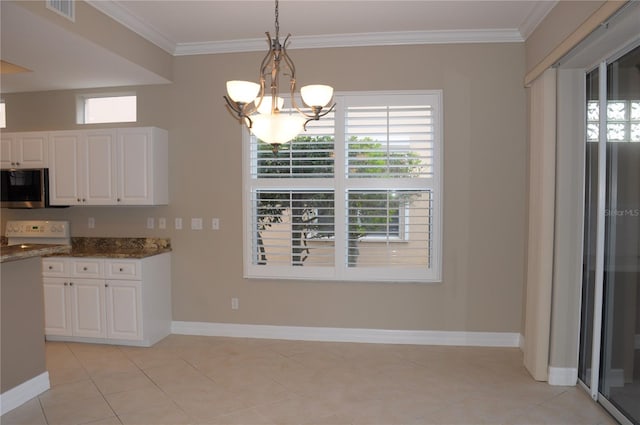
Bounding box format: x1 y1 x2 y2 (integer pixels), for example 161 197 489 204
1 0 556 94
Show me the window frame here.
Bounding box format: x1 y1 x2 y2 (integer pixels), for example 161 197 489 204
242 90 443 283
76 92 137 125
0 99 6 129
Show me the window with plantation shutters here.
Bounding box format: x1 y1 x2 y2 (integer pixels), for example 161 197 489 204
243 91 442 282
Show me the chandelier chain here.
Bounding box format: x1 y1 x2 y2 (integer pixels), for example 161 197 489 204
275 0 280 41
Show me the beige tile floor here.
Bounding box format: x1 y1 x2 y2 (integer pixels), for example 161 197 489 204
1 335 616 425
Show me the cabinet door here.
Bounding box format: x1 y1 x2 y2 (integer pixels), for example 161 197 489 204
18 133 48 168
105 280 142 340
70 279 106 338
0 134 15 168
84 130 117 205
49 132 83 205
43 278 72 336
117 128 152 204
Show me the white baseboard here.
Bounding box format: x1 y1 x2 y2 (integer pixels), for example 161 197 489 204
548 366 578 386
171 321 521 347
519 333 525 351
0 372 50 416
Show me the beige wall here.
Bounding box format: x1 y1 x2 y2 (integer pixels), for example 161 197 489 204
1 42 528 333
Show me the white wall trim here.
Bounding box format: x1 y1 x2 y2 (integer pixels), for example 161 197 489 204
548 366 578 386
171 322 520 347
519 333 525 351
0 372 50 416
173 29 524 56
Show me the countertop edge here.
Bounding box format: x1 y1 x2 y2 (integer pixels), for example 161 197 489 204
1 244 72 264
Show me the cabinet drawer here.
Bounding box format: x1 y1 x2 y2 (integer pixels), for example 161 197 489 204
42 258 68 276
106 260 141 280
71 259 104 278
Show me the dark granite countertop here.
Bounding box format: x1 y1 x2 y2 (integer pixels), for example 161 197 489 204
1 244 71 263
1 237 171 260
48 237 172 259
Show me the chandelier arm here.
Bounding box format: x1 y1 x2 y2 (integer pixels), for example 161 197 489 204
252 77 267 113
223 95 243 117
281 35 295 78
302 103 337 130
260 33 273 76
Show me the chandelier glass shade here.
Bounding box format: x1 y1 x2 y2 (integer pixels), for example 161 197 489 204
223 0 335 153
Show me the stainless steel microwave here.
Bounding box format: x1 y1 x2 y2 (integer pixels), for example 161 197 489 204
1 168 52 208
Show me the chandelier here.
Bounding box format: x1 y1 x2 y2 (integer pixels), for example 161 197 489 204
223 0 335 153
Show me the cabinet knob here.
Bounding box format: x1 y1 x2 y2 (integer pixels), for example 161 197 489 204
105 284 109 287
83 267 88 271
16 162 20 166
77 198 81 202
64 282 68 286
69 282 73 286
117 198 121 202
48 266 53 270
119 268 123 272
82 198 86 202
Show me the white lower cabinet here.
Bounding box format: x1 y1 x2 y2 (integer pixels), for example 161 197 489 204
42 254 171 347
105 280 142 340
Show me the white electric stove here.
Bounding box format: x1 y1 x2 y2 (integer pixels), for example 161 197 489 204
5 220 71 245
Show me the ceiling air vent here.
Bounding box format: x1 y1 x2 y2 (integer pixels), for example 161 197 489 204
46 0 75 22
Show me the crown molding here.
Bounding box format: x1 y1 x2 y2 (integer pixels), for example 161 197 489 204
87 1 527 57
519 0 558 40
86 0 176 54
174 29 524 56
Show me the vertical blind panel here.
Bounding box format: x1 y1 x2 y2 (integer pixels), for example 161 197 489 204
346 190 432 268
252 190 335 267
252 111 336 178
346 106 434 178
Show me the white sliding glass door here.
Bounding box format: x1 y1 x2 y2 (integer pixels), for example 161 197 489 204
579 43 640 425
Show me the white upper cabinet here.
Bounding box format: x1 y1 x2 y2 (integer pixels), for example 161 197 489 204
48 127 168 206
49 130 117 205
117 127 168 205
0 132 49 169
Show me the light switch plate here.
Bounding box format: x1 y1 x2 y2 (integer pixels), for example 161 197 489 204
88 217 95 229
175 217 183 230
158 217 166 229
191 218 203 230
146 217 155 229
212 218 219 230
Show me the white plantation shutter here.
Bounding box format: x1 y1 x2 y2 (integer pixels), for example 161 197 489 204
244 91 442 282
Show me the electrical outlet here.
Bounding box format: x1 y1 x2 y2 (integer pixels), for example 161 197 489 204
212 218 220 230
146 217 155 229
88 217 95 229
175 217 183 230
231 297 239 310
191 218 203 230
158 217 166 229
